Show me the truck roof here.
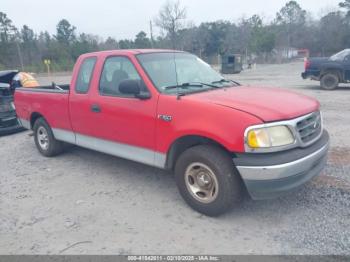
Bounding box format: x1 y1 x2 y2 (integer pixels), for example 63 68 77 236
81 49 185 58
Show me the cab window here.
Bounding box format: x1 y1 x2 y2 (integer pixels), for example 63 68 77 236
99 56 147 97
75 57 96 94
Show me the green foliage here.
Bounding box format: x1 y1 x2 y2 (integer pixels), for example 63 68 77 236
0 12 19 67
248 15 263 28
250 27 276 54
119 39 134 49
71 33 99 60
276 1 306 26
134 31 151 48
21 25 35 42
339 0 350 17
197 21 231 56
55 19 76 45
274 1 307 51
0 12 16 43
318 12 347 54
0 1 349 73
100 37 119 50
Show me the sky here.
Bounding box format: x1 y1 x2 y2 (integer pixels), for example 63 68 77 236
1 0 339 40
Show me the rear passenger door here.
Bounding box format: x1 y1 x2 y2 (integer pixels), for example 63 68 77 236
86 56 159 166
69 56 97 138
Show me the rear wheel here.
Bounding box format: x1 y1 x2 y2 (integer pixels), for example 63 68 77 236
175 145 243 216
33 117 65 157
321 73 339 90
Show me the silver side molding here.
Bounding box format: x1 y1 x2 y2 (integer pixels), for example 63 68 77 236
52 128 76 144
18 118 31 129
52 128 166 169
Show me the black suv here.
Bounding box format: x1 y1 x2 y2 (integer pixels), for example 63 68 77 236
0 70 23 135
302 49 350 90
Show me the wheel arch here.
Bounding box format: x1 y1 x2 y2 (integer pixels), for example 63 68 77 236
30 112 45 129
320 68 344 82
165 135 234 170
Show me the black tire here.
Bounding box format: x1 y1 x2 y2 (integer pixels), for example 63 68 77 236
321 73 339 90
175 145 243 216
33 117 65 157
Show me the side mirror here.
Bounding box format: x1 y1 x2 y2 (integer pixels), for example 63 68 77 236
119 79 151 100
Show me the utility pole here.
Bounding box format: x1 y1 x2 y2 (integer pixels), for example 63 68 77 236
15 31 24 71
15 41 24 71
150 20 154 48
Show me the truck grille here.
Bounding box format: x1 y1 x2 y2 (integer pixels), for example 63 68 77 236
296 111 322 145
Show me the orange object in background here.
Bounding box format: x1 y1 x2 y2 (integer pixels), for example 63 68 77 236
13 72 39 88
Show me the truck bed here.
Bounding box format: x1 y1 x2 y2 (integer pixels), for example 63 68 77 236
14 84 72 132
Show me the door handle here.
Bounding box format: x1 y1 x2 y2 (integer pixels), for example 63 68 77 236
91 104 101 113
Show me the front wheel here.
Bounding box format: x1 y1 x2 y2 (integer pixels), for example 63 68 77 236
33 117 65 157
321 73 339 90
175 145 243 216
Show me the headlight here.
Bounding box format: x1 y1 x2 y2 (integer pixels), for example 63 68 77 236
246 125 295 149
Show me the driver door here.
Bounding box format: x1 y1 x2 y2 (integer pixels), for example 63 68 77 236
86 56 158 166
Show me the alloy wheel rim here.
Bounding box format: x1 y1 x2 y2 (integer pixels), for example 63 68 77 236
37 126 49 150
184 162 219 204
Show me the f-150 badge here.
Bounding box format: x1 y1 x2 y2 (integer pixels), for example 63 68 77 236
158 115 172 122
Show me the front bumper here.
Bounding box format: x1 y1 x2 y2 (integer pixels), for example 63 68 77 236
233 130 330 200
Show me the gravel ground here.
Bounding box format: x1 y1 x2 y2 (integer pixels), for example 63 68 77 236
0 61 349 255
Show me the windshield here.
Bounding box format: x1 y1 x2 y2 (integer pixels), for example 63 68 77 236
330 49 350 61
137 52 233 94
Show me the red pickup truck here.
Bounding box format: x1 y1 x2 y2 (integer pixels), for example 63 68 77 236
15 49 329 216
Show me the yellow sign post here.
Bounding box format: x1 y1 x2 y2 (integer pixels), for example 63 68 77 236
44 59 51 77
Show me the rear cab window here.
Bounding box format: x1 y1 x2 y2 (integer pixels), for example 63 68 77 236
75 57 97 94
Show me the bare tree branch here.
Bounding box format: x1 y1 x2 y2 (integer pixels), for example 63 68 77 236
155 0 187 49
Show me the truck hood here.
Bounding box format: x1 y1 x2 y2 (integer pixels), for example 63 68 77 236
188 86 319 122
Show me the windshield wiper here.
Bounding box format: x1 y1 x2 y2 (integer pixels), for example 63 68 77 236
164 82 203 90
164 82 218 90
212 79 240 86
212 79 230 84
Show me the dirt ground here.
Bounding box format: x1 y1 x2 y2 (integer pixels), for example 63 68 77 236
0 61 349 255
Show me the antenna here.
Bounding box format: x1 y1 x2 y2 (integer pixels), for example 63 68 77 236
173 52 181 99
